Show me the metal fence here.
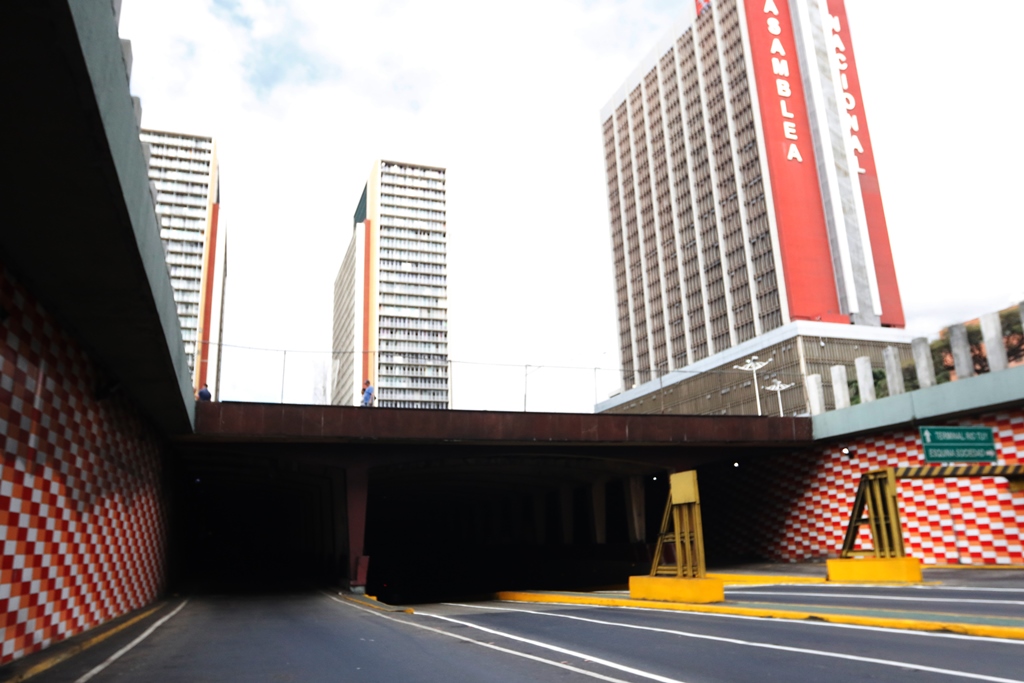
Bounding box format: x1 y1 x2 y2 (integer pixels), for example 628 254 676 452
206 342 627 413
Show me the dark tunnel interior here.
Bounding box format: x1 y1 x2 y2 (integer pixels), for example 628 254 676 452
168 445 775 602
170 455 339 593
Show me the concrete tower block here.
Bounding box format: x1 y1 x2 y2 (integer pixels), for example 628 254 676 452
883 346 905 395
980 312 1008 373
912 337 936 388
830 365 851 409
805 374 826 415
949 324 974 380
855 356 876 403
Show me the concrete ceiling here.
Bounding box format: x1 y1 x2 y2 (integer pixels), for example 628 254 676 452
1 1 194 434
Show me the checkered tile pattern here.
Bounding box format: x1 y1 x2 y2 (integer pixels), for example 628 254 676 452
714 411 1024 565
0 267 167 665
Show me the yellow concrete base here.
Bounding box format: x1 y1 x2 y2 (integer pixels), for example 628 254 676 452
628 575 725 603
827 557 922 583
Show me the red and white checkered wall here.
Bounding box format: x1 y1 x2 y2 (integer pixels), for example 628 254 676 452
0 266 168 665
708 410 1024 565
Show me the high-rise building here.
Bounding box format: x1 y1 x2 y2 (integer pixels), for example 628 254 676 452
332 161 449 409
140 129 226 397
599 0 911 415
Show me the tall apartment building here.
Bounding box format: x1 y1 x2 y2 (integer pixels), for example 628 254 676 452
140 129 226 396
332 161 449 409
599 0 911 415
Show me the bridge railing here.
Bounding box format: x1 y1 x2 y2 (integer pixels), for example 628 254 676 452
805 302 1024 416
198 341 628 413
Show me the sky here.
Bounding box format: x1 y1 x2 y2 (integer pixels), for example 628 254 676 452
120 0 1024 412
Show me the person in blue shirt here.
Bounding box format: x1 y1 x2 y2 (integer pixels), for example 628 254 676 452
361 380 375 407
197 384 212 401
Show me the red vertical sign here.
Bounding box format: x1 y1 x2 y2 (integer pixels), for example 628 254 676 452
826 0 904 327
196 202 219 390
744 0 847 323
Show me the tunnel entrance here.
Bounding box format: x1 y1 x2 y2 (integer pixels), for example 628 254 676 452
169 445 670 601
170 451 340 593
170 403 814 599
364 455 667 603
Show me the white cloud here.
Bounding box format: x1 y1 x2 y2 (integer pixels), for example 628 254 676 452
120 0 1024 410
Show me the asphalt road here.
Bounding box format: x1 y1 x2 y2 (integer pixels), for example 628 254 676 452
26 592 1024 683
723 584 1024 621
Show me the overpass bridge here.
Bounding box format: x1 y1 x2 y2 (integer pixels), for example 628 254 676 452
1 0 1022 669
171 403 811 599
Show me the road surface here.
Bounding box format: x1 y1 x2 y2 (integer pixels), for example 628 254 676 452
24 589 1024 683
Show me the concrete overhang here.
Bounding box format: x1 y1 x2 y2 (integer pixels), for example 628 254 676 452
812 365 1024 442
1 1 194 433
183 402 814 448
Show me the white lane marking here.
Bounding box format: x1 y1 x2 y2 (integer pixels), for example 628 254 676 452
321 593 664 683
74 600 189 683
728 584 1024 594
611 603 1024 645
722 590 1024 606
417 611 688 683
444 603 1024 683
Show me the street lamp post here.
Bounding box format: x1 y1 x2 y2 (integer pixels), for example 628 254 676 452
764 378 795 417
524 364 529 412
733 356 772 416
658 361 668 414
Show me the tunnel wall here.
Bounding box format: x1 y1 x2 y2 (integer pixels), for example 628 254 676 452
0 267 168 665
703 409 1024 565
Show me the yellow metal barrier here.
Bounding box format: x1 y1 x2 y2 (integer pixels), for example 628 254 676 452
841 465 1024 559
832 464 1023 582
650 471 706 578
840 468 905 559
630 471 723 603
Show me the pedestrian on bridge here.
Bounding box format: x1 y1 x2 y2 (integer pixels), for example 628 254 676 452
361 380 375 407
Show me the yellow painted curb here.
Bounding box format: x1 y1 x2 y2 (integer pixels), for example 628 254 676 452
827 557 922 583
630 576 724 603
708 573 827 585
494 591 1024 641
339 593 414 614
2 603 164 683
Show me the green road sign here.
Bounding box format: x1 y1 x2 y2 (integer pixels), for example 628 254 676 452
919 426 996 464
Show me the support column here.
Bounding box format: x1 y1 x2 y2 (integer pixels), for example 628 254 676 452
331 469 347 585
830 365 850 409
883 346 905 395
950 324 974 380
625 476 646 543
980 312 1008 373
912 337 936 388
805 373 825 415
855 356 876 402
592 481 607 545
560 486 575 545
346 464 370 591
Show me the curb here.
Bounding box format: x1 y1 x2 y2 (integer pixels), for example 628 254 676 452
494 591 1024 641
923 565 1024 571
708 573 827 585
684 573 938 587
336 592 414 614
0 601 168 683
